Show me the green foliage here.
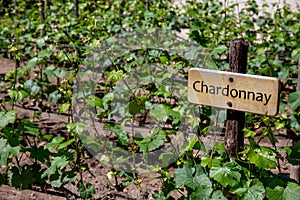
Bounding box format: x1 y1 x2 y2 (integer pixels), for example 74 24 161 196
210 160 241 187
0 110 16 130
288 91 300 112
0 0 299 199
231 179 265 200
77 182 96 199
138 128 167 153
266 182 300 200
284 141 300 165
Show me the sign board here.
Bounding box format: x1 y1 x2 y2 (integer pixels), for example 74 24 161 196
188 68 280 116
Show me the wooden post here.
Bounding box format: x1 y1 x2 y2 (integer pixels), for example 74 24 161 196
225 38 249 157
74 0 79 17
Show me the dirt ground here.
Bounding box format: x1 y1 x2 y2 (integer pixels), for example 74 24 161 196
0 58 297 199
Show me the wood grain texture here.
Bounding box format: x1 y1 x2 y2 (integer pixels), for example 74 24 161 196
225 38 248 157
188 68 280 115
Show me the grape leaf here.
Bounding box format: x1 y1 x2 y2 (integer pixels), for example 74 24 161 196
190 185 213 200
174 164 195 188
247 146 277 169
266 186 284 200
10 166 34 190
85 95 103 107
211 190 227 200
284 141 300 165
0 110 16 130
150 104 169 122
231 179 265 200
139 129 166 153
210 160 241 187
0 139 9 167
42 156 69 178
49 90 62 104
103 124 129 146
283 182 300 200
78 182 96 199
175 164 211 190
26 57 38 68
212 45 227 54
290 113 300 133
288 91 300 111
21 119 41 139
128 99 143 115
45 137 65 150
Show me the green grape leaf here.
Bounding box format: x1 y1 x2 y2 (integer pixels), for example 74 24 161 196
24 80 40 95
26 57 38 68
49 90 61 104
284 141 300 165
128 99 143 115
44 65 56 78
139 129 166 153
0 138 9 166
29 146 51 163
210 160 241 187
57 138 75 150
190 185 213 200
231 179 265 200
103 124 129 146
201 155 211 168
266 186 284 200
290 113 300 132
38 49 52 58
78 182 96 199
42 156 69 178
59 102 70 113
85 95 103 107
247 146 277 169
288 91 300 111
150 104 169 122
8 89 29 102
0 110 16 130
283 182 300 200
211 190 227 200
10 166 34 190
155 85 172 98
243 128 257 138
193 164 211 189
54 68 68 78
62 171 77 184
159 152 177 168
45 137 65 150
174 164 194 187
175 164 211 190
21 119 41 139
8 146 20 156
212 45 227 54
50 171 62 188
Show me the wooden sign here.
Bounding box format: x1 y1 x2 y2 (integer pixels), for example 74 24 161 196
188 68 280 116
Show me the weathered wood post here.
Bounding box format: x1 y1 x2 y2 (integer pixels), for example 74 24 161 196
224 38 249 157
74 0 79 17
